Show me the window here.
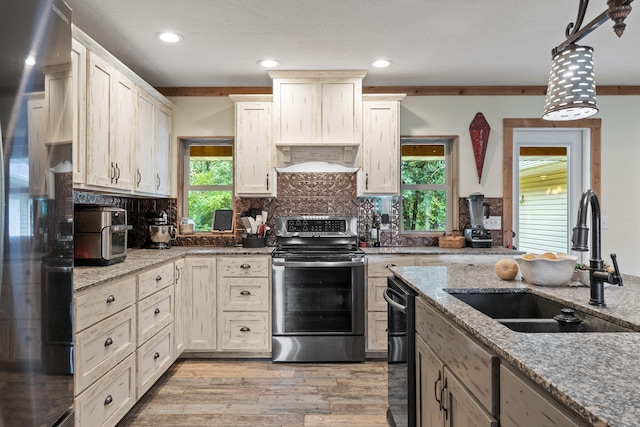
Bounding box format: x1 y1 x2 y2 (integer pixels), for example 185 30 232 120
400 137 457 233
181 138 233 232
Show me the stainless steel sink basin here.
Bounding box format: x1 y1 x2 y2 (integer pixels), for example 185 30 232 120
447 291 635 333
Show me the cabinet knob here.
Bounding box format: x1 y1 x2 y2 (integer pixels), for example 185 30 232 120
106 295 116 303
154 307 161 315
154 352 160 360
386 264 396 268
240 290 251 296
240 264 251 269
104 395 113 406
104 337 113 347
240 327 251 332
155 275 162 281
365 173 369 190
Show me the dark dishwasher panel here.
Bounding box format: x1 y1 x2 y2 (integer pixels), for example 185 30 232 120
385 276 417 427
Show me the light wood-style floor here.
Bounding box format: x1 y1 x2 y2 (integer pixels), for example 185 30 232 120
117 359 389 427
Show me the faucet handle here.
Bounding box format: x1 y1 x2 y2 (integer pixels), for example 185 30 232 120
610 253 623 286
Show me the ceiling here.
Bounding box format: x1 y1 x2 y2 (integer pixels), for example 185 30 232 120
63 0 640 88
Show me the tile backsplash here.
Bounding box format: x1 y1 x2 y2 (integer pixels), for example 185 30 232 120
74 172 503 248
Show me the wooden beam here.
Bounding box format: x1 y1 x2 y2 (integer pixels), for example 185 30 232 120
155 85 640 97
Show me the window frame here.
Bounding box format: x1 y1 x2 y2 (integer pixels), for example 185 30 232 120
399 136 459 235
179 137 234 233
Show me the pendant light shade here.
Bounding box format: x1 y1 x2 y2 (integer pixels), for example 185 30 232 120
542 44 598 121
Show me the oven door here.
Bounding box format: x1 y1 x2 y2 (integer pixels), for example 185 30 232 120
272 257 365 362
272 258 365 335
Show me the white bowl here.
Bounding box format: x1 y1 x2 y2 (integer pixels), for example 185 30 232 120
514 255 578 286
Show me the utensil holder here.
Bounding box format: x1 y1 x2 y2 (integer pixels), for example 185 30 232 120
242 236 266 248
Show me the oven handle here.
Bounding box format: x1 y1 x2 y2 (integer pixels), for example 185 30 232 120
272 259 364 268
383 287 408 313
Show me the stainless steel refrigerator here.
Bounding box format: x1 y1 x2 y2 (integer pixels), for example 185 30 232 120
0 1 74 425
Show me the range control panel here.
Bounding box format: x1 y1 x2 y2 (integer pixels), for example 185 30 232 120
276 216 357 237
286 219 346 233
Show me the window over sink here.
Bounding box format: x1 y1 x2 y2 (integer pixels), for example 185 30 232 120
400 137 458 234
180 138 233 232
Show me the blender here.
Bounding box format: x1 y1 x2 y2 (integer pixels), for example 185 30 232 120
464 192 492 248
144 210 176 249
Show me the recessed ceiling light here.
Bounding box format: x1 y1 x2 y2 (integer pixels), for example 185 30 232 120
371 59 392 68
258 59 280 68
25 55 36 66
157 32 183 43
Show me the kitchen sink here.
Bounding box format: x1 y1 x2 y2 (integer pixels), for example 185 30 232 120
447 291 635 333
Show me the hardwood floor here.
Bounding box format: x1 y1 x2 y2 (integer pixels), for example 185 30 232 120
118 359 389 427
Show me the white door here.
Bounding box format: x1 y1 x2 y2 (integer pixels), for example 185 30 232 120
513 129 588 258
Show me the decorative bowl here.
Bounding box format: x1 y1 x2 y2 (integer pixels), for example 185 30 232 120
514 254 578 286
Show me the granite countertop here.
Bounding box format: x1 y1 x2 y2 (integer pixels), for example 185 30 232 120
361 246 521 255
73 246 274 291
391 265 640 427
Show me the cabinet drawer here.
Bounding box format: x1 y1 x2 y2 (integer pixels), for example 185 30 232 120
75 306 136 394
500 365 585 427
367 277 388 311
220 312 269 351
75 353 135 427
220 278 269 311
367 311 387 352
219 256 269 277
137 286 174 344
367 256 415 276
137 324 173 399
75 276 136 332
138 262 174 300
416 297 498 416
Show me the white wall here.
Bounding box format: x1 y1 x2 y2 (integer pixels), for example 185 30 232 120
169 94 640 275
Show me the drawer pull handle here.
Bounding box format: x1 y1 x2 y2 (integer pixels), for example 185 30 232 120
440 377 449 419
240 264 251 269
155 275 162 281
154 352 160 360
154 308 161 315
386 264 396 268
104 395 113 406
240 327 251 332
104 338 113 347
240 290 251 296
106 295 116 303
434 370 442 408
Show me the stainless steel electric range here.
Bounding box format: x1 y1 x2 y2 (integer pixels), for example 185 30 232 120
271 216 366 362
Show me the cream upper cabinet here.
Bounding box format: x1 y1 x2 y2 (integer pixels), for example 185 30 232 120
85 52 134 190
360 94 405 196
230 95 275 197
135 87 171 196
270 71 366 147
71 39 86 184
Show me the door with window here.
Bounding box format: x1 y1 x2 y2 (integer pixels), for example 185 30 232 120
513 129 587 254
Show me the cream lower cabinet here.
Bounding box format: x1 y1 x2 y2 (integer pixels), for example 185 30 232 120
415 296 498 427
183 257 217 351
500 365 586 427
366 255 416 353
217 256 271 353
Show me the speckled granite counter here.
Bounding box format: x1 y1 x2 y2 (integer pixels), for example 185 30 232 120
73 247 274 291
391 265 640 427
361 246 521 255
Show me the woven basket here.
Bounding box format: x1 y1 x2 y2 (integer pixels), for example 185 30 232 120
438 236 466 248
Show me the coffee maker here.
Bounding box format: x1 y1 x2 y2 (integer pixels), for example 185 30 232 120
464 192 493 248
144 210 175 249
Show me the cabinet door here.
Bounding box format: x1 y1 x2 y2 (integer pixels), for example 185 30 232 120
277 82 315 144
112 72 135 190
234 101 275 196
71 39 86 184
134 87 157 193
174 259 185 358
86 52 115 187
361 100 400 195
183 257 217 350
444 366 498 427
27 93 48 197
416 335 444 427
321 81 356 144
155 103 172 195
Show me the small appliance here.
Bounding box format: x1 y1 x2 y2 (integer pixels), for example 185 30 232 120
144 210 176 249
464 192 493 248
74 205 132 265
